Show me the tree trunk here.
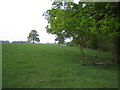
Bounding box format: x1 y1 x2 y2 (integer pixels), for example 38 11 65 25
92 59 95 65
33 36 35 44
33 40 34 44
79 44 86 58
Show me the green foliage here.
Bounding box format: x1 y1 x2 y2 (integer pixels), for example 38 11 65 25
44 2 97 57
67 40 78 46
28 30 40 44
2 43 118 88
44 2 120 62
44 2 94 44
93 2 120 58
55 36 65 44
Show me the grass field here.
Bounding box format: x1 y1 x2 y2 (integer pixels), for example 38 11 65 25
2 43 118 88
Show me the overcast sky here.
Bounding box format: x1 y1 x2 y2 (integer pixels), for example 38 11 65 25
0 0 79 43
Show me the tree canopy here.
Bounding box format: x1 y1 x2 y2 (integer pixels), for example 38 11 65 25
28 30 40 44
44 1 120 63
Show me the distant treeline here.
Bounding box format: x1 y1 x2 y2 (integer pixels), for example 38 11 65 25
0 40 31 43
0 40 10 43
11 41 31 43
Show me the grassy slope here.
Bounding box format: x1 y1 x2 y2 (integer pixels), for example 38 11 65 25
2 43 118 88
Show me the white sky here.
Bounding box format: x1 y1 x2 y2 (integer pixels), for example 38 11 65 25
0 0 79 43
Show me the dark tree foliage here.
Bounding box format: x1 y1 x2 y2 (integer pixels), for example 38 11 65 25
28 30 40 44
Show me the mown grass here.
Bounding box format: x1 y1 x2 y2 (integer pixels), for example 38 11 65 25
2 43 118 88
